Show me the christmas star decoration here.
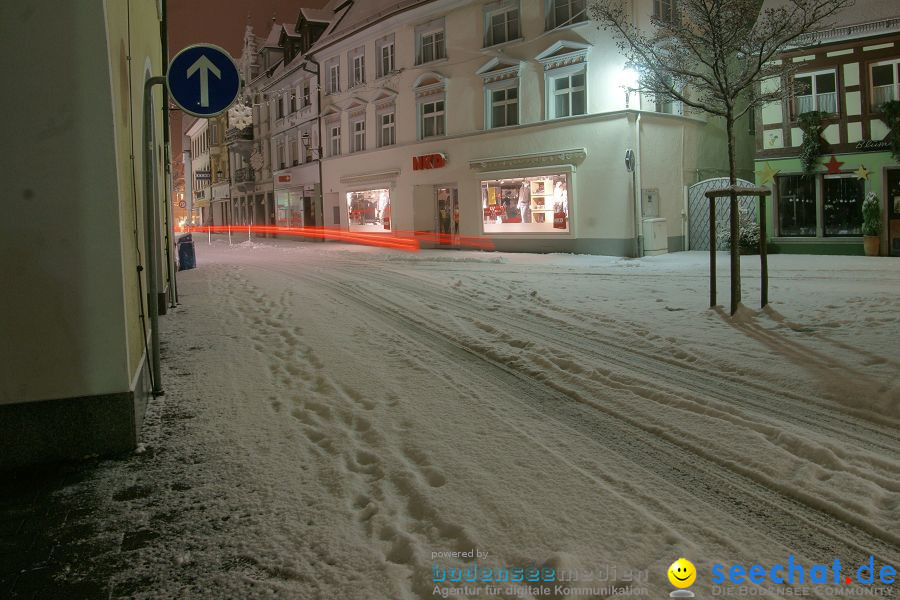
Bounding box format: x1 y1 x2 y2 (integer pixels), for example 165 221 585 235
824 155 844 174
757 162 781 185
853 165 871 180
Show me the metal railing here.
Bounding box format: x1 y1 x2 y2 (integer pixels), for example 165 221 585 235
225 126 253 143
233 166 254 183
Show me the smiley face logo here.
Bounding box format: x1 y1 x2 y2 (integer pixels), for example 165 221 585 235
668 558 697 588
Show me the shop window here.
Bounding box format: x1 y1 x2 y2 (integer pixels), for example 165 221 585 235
351 118 366 153
793 70 837 117
488 84 518 128
347 189 391 232
776 175 817 236
481 174 570 233
550 69 586 118
546 0 586 30
871 60 900 109
377 35 395 78
416 19 446 65
823 175 864 236
379 111 396 147
484 1 520 47
275 191 303 227
420 100 445 138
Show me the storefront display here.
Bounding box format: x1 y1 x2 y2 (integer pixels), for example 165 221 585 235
347 189 391 232
481 173 569 233
275 190 303 227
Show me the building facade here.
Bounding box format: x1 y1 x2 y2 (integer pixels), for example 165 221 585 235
297 0 752 255
186 117 212 224
755 0 900 256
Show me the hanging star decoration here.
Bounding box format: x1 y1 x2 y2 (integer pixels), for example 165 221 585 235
853 165 871 180
824 155 844 174
757 162 781 185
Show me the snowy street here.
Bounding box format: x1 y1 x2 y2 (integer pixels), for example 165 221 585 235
67 239 899 598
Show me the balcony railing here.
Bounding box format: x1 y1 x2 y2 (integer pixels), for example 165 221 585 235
225 126 253 143
233 166 254 183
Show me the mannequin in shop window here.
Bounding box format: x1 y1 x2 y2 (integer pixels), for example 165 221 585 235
518 181 531 223
553 180 567 213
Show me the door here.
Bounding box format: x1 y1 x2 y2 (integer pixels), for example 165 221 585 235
887 168 900 257
303 196 315 228
436 186 459 244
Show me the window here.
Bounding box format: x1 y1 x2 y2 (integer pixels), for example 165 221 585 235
775 174 865 238
290 137 299 165
871 60 900 109
290 90 297 113
416 20 446 65
210 122 218 145
350 47 365 87
823 175 864 236
277 94 284 119
378 40 395 78
420 100 445 138
481 174 570 233
550 69 586 118
652 0 676 22
794 70 837 116
327 59 341 94
302 80 311 107
276 143 285 170
484 2 520 47
489 85 518 128
351 118 366 153
347 189 391 232
547 0 586 30
776 175 817 236
329 124 341 156
379 112 395 147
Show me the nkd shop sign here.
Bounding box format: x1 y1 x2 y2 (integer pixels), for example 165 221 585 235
413 153 446 171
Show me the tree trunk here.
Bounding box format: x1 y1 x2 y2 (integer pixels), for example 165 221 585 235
726 112 741 315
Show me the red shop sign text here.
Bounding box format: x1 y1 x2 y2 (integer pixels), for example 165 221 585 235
412 153 446 171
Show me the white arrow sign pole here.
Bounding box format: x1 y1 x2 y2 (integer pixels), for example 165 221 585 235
186 55 221 107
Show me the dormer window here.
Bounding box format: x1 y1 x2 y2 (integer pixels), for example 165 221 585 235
416 19 446 65
484 1 520 47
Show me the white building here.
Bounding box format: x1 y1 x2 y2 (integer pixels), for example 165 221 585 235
185 117 212 225
303 0 753 255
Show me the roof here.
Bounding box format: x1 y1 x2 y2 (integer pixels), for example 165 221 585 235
299 7 333 24
309 0 435 55
758 0 900 38
262 22 292 48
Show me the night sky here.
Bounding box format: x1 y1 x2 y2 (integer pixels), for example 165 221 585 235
167 0 328 157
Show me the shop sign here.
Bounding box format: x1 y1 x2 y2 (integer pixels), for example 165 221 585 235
855 140 890 152
277 174 292 183
553 211 567 229
412 153 446 171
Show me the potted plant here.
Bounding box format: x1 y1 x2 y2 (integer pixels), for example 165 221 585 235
861 191 882 256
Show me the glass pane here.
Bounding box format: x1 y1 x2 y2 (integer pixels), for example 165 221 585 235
556 93 569 117
508 87 518 99
424 103 434 115
423 40 434 63
572 90 586 115
872 64 894 87
509 12 519 39
573 0 586 21
823 177 864 236
572 73 585 88
816 72 836 94
493 105 506 127
436 101 444 112
508 103 518 126
493 89 505 102
493 21 505 44
795 76 812 95
555 76 569 91
555 5 568 27
776 175 816 236
436 116 445 136
424 117 434 137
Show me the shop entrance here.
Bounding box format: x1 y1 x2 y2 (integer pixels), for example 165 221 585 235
303 196 315 228
887 168 900 257
436 186 458 243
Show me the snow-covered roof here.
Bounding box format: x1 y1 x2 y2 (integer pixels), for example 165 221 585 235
299 7 332 24
758 0 900 44
262 22 292 48
310 0 434 55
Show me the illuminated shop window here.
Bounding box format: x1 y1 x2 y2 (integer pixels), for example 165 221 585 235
481 174 569 233
347 189 391 232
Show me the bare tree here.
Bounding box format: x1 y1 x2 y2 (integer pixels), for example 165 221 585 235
591 0 852 310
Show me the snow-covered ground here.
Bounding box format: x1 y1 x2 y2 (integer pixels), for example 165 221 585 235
84 238 900 598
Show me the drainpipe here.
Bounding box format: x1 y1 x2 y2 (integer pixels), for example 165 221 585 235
633 111 644 257
301 59 325 231
144 76 167 396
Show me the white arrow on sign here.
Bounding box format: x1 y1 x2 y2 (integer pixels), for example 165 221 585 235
186 55 221 107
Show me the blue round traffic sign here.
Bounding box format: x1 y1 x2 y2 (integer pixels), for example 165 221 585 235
167 44 240 118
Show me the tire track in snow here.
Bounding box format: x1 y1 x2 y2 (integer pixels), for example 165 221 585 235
264 264 900 570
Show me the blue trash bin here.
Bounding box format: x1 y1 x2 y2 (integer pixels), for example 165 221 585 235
177 234 196 271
